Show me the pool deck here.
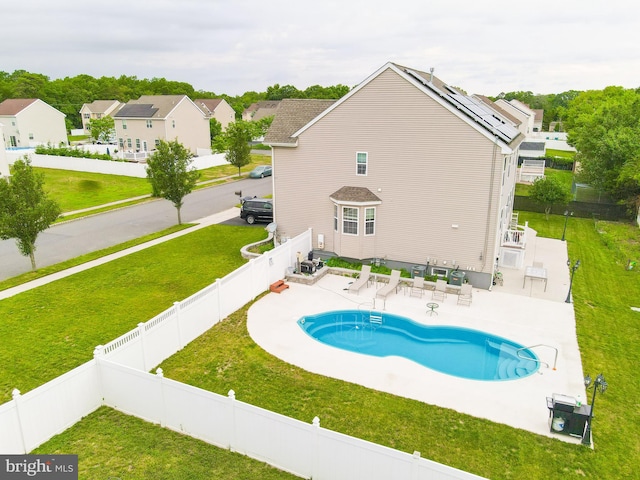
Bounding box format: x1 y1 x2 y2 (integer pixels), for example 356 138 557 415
247 227 587 444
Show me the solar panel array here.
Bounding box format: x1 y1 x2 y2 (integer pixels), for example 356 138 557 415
114 104 159 118
404 69 520 144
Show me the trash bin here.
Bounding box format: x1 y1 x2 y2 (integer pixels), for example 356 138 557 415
450 271 465 286
411 265 426 278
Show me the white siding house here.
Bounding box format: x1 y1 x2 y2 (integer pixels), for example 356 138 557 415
0 99 67 148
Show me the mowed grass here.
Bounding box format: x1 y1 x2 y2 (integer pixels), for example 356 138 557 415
11 214 640 479
515 168 574 196
35 154 271 214
0 225 267 404
33 407 299 480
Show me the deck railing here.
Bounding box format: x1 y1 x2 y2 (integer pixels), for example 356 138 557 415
502 227 526 248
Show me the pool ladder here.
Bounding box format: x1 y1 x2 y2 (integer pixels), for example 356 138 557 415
516 344 558 370
358 303 383 327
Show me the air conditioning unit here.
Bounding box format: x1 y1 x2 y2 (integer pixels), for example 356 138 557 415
317 234 325 249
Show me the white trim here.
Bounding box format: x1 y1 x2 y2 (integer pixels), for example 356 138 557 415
341 206 359 236
364 206 376 236
356 151 368 176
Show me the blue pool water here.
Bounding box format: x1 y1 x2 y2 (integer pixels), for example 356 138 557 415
297 310 539 381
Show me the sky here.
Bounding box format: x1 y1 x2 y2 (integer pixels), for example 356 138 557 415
3 0 639 97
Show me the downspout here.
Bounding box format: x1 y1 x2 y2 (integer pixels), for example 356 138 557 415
481 133 500 275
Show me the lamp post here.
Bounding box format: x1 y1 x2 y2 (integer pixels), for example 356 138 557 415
582 373 608 446
561 210 573 242
565 259 580 303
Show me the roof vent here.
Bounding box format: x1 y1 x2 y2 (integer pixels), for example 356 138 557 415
429 67 434 83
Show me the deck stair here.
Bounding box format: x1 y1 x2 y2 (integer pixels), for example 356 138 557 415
269 279 290 294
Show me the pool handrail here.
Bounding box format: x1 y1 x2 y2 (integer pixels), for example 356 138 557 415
516 344 558 370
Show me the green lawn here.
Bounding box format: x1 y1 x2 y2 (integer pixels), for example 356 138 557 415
515 168 574 196
35 154 271 215
7 214 640 479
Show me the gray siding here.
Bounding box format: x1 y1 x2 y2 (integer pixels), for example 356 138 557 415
273 68 514 275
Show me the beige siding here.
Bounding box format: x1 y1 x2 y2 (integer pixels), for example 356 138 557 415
1 100 67 148
274 68 509 275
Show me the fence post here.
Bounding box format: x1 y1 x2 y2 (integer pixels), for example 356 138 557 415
11 389 27 453
93 345 105 403
156 368 166 428
228 390 236 452
173 302 184 350
411 450 421 480
312 416 320 480
138 323 147 371
215 279 222 324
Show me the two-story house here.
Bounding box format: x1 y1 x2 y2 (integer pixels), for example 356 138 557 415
0 123 9 177
0 99 67 148
113 95 210 154
194 98 236 131
79 100 124 136
264 62 524 289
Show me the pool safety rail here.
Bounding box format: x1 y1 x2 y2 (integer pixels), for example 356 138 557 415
517 344 558 370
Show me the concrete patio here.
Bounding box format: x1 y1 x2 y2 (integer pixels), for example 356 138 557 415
248 226 587 444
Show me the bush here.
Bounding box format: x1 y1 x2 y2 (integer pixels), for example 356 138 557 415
35 144 113 161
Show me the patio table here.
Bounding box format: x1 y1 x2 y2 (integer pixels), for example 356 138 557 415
523 266 548 291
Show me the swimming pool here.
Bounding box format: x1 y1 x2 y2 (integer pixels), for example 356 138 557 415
297 309 539 381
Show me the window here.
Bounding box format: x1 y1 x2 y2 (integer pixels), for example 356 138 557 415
146 120 153 128
135 138 140 150
119 138 124 148
365 207 375 235
127 138 132 148
356 152 368 176
172 120 176 128
334 204 338 231
28 133 34 140
154 139 160 147
342 207 358 235
83 113 90 119
122 120 127 130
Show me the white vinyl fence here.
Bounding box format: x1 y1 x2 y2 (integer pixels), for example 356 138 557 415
6 151 229 178
0 228 485 479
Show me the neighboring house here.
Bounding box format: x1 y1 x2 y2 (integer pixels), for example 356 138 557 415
0 99 67 148
113 95 210 154
79 100 124 135
242 101 280 122
533 109 544 132
264 62 525 289
194 98 236 131
0 123 9 177
494 99 536 136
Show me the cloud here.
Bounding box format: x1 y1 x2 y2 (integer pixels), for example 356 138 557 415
2 0 639 96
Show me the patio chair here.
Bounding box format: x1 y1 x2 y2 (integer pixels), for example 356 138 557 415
432 279 448 301
410 276 425 298
457 283 473 306
376 270 401 302
348 265 372 294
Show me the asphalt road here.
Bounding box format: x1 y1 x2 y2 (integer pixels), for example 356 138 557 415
0 177 272 281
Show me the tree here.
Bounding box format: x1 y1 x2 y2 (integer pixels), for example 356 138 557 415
88 116 115 143
564 87 640 206
146 140 200 224
224 121 252 177
0 157 61 270
529 176 572 219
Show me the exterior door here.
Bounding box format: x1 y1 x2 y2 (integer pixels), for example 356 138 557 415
10 136 17 147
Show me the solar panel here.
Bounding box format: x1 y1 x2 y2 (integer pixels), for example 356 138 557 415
403 68 519 143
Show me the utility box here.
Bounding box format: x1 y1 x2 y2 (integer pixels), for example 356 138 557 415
411 265 426 278
450 271 465 286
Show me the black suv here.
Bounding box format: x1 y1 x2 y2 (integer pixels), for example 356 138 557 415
240 198 273 224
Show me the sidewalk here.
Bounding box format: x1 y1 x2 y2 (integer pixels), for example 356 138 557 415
0 208 240 301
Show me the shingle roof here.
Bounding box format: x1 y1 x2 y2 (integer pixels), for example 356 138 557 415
114 95 193 119
0 98 38 116
83 100 121 113
263 99 336 145
329 186 382 203
194 98 223 115
520 141 545 151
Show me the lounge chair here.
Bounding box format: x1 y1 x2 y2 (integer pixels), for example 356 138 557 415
410 276 425 298
376 270 401 304
432 279 448 301
457 283 473 306
348 265 372 294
